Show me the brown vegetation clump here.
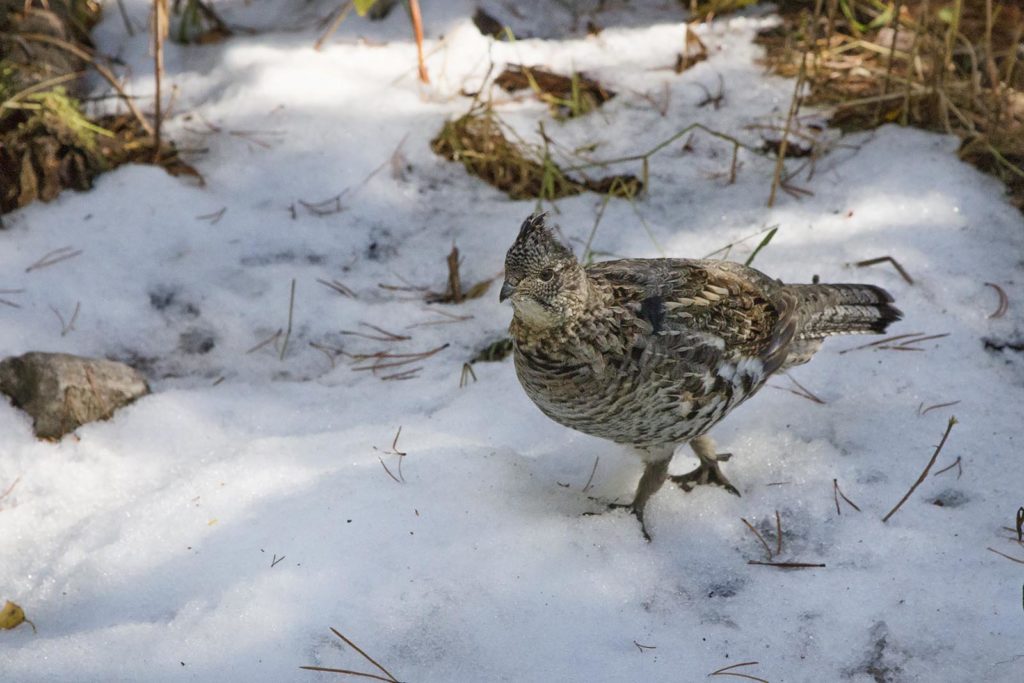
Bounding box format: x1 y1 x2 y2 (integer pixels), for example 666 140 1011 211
431 105 641 201
432 106 586 200
494 64 616 119
1 1 197 215
757 0 1024 210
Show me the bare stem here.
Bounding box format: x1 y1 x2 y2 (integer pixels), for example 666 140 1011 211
882 417 958 523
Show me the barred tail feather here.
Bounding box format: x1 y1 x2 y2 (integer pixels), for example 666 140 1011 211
791 284 903 339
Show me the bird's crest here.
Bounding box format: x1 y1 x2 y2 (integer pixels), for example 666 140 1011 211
506 213 575 272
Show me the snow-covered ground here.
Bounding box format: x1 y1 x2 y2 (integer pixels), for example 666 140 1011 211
2 1 1023 680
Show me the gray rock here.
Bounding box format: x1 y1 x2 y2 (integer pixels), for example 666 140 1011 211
0 352 150 440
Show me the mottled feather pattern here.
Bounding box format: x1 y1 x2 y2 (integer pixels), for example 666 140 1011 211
503 214 903 451
511 257 790 447
790 283 900 338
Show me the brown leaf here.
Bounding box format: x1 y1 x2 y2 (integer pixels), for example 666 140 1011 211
17 151 39 207
0 600 36 633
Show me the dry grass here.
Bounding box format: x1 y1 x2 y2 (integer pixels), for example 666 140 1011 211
431 105 584 200
1 3 199 214
757 0 1024 210
430 103 641 201
494 64 615 119
471 337 513 363
424 244 495 304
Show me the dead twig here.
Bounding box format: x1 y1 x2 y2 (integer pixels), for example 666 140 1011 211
310 341 346 368
152 0 168 163
407 311 473 328
833 478 862 514
768 6 816 208
633 640 657 653
985 282 1009 319
246 329 282 354
931 455 962 479
115 0 136 35
314 1 355 51
279 279 296 361
882 416 958 523
376 427 407 483
388 427 407 457
891 333 949 347
0 476 21 505
351 344 448 373
299 667 394 683
26 247 83 273
447 246 462 304
425 248 494 304
779 179 814 199
918 400 961 416
196 207 227 224
378 280 428 293
317 278 357 298
630 82 671 116
229 129 285 150
840 332 946 354
380 368 421 381
459 362 477 387
695 74 725 110
774 510 783 557
409 0 430 84
582 456 600 493
300 627 400 682
741 517 774 561
297 192 345 216
379 458 402 484
50 302 80 336
770 373 826 404
747 560 826 569
987 547 1024 565
708 660 770 683
853 255 914 285
340 324 409 342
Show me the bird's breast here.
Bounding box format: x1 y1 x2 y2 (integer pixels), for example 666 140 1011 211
511 327 768 448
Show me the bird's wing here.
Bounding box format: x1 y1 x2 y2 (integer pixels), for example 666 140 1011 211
586 258 798 376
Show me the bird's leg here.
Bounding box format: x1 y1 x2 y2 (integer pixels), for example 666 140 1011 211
670 435 740 496
608 456 670 541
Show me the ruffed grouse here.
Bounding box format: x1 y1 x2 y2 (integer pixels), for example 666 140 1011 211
501 214 901 538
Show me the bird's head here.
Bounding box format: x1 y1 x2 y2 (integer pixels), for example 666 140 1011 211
500 213 585 329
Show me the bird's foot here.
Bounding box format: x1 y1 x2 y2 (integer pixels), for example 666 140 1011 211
610 502 653 541
670 453 740 496
588 500 653 541
584 457 669 541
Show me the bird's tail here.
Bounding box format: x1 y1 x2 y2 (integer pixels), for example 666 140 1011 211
789 283 903 339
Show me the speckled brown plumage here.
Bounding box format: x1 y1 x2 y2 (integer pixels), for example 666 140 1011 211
501 214 902 538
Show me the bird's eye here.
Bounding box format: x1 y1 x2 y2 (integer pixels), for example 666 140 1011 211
539 268 555 282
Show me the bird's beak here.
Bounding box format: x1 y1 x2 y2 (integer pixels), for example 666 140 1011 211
499 280 515 303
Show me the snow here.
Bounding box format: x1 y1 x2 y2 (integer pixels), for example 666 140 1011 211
2 1 1023 681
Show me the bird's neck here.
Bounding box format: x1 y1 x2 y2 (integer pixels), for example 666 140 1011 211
510 277 597 345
